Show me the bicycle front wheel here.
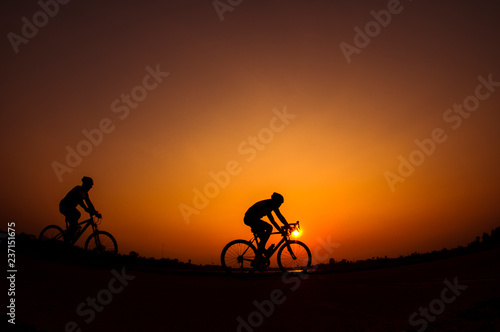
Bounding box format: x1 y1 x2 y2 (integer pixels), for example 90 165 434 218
85 231 118 254
277 240 312 274
39 225 65 241
221 240 257 274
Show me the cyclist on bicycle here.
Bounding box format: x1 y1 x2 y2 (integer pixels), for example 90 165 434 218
244 192 290 258
59 176 100 240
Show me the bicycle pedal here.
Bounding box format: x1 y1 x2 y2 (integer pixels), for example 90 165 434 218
258 262 270 271
251 260 262 268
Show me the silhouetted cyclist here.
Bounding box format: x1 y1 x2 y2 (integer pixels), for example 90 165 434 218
244 192 290 259
59 176 100 240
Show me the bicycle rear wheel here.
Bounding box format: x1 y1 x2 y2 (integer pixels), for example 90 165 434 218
85 231 118 254
277 240 312 274
221 239 257 274
39 225 65 241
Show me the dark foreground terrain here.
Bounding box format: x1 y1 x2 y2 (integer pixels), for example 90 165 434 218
7 242 500 332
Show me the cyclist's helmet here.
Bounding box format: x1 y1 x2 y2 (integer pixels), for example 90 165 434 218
271 192 284 204
82 176 94 186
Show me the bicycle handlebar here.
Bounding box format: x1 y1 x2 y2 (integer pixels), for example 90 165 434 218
88 211 102 218
281 221 300 235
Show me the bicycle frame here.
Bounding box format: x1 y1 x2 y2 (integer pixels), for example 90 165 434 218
65 215 99 243
249 226 298 260
221 221 310 274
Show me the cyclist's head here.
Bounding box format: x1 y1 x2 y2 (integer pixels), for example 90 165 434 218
271 192 284 205
82 176 94 189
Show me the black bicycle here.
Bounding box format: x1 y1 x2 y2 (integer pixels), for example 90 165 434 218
221 221 312 274
39 213 118 254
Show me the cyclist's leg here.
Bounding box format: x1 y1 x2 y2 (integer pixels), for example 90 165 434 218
250 219 273 254
244 216 262 252
60 205 80 240
260 221 273 250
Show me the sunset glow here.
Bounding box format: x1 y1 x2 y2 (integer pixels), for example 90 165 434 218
2 0 500 266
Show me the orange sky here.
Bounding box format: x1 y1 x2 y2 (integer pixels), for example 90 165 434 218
1 0 500 265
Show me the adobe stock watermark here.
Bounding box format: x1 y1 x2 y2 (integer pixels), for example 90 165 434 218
339 0 408 64
213 0 244 22
179 106 296 225
403 277 467 332
65 267 135 332
7 0 72 54
51 64 170 182
385 73 500 192
236 235 340 332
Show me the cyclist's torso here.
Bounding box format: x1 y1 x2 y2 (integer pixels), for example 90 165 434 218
60 186 88 208
245 199 277 219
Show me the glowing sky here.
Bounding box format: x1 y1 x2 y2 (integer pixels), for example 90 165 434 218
1 0 500 264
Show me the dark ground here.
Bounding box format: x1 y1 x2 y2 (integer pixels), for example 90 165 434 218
7 243 500 332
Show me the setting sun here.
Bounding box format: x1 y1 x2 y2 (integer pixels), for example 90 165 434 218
2 0 499 268
3 1 500 331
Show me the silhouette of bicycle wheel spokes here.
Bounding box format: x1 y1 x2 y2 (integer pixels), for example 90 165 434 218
85 231 118 254
221 240 257 274
277 241 312 273
39 225 65 241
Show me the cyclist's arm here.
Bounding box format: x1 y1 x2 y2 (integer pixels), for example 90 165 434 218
274 209 289 228
266 213 281 231
82 196 97 215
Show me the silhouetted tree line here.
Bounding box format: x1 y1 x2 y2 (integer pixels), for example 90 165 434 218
316 226 500 272
5 232 204 272
4 225 499 273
